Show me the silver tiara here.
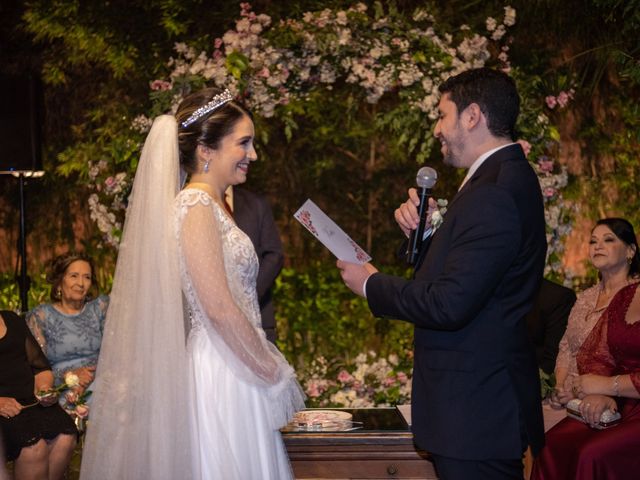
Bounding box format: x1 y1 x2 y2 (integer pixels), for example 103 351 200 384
180 89 234 127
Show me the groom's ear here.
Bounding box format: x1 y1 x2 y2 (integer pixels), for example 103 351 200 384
461 102 483 131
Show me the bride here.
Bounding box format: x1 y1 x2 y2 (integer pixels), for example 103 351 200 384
80 88 304 479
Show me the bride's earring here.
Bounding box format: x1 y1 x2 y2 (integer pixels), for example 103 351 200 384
203 159 210 173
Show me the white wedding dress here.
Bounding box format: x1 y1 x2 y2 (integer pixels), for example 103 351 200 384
175 188 305 480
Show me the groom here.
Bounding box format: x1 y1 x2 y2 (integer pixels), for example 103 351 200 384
338 68 546 479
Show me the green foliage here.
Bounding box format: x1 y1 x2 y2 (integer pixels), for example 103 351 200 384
539 368 556 399
23 1 137 85
0 273 50 313
274 263 414 370
578 95 640 232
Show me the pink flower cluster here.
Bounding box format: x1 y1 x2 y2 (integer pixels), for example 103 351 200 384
516 139 532 157
301 352 413 408
63 390 90 419
149 79 171 91
545 89 575 109
160 3 515 117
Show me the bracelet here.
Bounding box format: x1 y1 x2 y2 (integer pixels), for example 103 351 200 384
612 375 620 396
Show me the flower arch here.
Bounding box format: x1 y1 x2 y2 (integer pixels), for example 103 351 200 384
86 2 572 279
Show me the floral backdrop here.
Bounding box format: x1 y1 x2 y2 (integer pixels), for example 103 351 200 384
56 2 574 407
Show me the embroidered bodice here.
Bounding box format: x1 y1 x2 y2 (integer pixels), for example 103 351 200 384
175 189 261 334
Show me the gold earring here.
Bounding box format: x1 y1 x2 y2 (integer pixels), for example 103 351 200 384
628 257 633 265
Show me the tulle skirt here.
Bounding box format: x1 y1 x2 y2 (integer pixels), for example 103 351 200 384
188 328 294 480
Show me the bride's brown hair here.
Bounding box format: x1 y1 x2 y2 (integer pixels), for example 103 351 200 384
176 87 252 174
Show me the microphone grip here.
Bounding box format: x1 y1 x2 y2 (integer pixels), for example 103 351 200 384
406 187 431 265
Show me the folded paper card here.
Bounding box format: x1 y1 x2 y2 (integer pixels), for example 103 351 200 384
294 199 372 264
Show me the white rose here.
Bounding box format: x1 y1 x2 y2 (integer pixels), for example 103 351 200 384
64 372 80 388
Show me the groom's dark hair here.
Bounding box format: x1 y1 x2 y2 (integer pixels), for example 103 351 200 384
439 67 520 141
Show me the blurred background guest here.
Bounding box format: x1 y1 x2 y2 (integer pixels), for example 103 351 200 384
551 217 639 408
226 186 284 344
0 310 77 480
532 280 640 479
26 253 109 396
526 278 576 375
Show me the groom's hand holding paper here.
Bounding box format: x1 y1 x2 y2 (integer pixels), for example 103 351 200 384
294 199 376 298
294 199 371 264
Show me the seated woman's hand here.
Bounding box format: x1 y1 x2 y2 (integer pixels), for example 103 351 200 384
0 396 23 418
573 373 610 398
72 366 96 388
36 391 60 407
549 387 572 408
578 394 617 428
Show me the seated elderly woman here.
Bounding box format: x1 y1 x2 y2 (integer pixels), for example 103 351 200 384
0 310 77 480
532 279 640 479
26 253 109 398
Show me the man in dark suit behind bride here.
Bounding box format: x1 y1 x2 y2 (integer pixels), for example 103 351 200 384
226 186 284 344
338 67 547 480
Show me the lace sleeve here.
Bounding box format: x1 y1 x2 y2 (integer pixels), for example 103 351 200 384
25 322 51 375
25 308 47 354
181 199 282 385
555 330 570 372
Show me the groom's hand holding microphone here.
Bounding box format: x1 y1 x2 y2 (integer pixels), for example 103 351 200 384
338 166 438 296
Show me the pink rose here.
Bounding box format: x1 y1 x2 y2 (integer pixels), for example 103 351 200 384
65 391 78 403
397 372 408 384
543 187 556 198
383 376 396 387
214 38 223 49
75 404 90 419
538 158 554 173
306 381 321 398
557 91 570 108
337 370 353 384
516 139 532 158
545 95 557 109
150 80 171 91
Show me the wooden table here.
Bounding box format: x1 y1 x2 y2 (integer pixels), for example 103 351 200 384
282 408 438 479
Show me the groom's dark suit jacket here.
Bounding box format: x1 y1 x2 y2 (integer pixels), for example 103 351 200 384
233 188 284 343
367 144 546 460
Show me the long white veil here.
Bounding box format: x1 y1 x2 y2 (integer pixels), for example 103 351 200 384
80 115 193 480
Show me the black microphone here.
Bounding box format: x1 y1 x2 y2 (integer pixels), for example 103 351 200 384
406 166 438 265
